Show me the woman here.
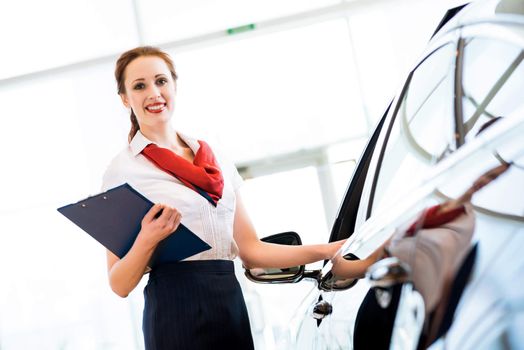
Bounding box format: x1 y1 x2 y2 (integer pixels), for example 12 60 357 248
102 46 344 350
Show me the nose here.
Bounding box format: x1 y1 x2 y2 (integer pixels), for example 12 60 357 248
147 84 161 100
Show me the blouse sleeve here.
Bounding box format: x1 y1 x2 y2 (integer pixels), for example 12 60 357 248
213 146 244 191
101 157 125 192
228 162 244 191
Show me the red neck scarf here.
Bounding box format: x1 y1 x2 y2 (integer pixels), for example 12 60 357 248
405 204 466 237
141 140 224 206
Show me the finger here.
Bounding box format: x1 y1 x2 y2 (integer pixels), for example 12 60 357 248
158 207 173 221
159 207 177 230
168 210 180 226
169 208 179 223
173 211 182 225
144 204 164 222
171 213 182 231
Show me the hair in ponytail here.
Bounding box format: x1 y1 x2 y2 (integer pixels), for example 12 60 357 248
114 46 178 142
129 110 140 143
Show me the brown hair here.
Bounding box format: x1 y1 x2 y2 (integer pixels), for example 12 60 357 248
114 46 178 142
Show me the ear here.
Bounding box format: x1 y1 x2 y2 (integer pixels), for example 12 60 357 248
120 93 130 108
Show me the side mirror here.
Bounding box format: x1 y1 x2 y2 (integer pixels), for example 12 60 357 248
244 231 305 284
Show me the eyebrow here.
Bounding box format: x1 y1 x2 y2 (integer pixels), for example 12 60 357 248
131 74 167 84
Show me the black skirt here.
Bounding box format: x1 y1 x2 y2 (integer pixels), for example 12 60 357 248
143 260 254 350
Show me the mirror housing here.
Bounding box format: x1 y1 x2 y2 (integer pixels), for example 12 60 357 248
244 231 306 284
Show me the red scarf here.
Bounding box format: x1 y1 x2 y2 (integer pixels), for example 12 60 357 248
405 204 465 237
142 141 224 205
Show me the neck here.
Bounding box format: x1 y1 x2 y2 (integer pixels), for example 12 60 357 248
140 124 184 150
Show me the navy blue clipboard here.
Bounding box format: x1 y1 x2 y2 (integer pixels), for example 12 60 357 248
57 183 211 267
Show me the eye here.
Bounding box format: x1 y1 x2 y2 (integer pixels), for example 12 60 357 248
156 77 168 86
133 82 145 90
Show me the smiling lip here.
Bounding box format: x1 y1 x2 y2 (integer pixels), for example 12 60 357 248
145 103 167 113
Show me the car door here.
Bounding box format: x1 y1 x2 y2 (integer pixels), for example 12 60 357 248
294 9 524 349
291 35 460 349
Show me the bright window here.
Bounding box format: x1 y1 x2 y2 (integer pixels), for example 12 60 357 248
172 19 367 164
239 166 329 343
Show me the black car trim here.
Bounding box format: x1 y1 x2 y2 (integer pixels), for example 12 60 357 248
430 3 470 39
327 102 389 243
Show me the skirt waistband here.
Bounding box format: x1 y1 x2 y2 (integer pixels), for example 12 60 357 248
149 260 234 280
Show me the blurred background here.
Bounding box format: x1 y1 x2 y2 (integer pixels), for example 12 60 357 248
0 0 467 348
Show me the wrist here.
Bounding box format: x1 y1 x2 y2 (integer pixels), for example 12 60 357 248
324 242 339 260
135 231 158 252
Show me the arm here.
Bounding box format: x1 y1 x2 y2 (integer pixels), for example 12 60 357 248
331 240 389 279
233 192 345 269
329 184 474 280
438 162 510 213
107 204 181 298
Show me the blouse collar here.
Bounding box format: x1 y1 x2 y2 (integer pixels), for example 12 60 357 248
129 130 201 156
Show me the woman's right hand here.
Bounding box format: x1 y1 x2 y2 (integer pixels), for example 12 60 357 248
107 203 181 298
137 203 182 248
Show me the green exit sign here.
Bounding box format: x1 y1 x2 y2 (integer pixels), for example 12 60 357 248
227 23 256 35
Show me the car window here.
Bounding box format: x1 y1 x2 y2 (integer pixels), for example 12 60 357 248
369 43 457 216
461 37 524 143
441 36 524 219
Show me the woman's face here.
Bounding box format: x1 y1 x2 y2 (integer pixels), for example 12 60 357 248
120 55 176 130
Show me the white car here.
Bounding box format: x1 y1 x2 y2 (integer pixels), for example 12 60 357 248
245 1 524 349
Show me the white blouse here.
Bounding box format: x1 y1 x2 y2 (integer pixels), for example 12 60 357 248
101 130 243 261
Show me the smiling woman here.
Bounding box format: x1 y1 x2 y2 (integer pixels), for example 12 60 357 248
114 47 179 143
103 45 345 350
